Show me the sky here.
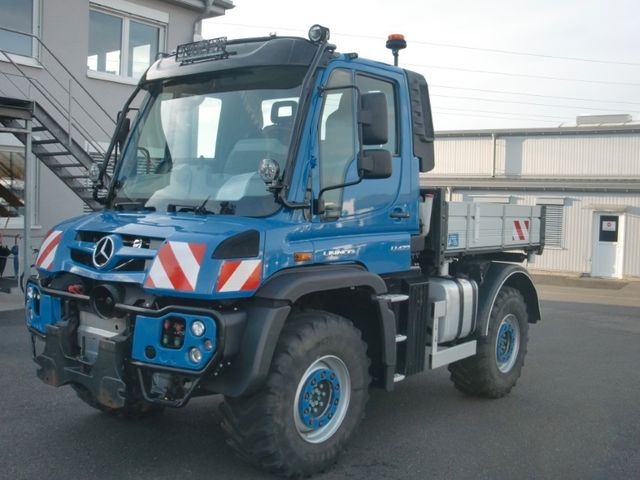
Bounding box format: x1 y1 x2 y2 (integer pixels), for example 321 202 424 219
203 0 640 131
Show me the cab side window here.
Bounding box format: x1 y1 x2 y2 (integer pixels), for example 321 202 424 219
355 74 397 154
318 69 356 214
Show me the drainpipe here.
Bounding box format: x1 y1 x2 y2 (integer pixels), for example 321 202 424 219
491 133 497 178
193 16 204 42
23 118 33 290
193 1 235 41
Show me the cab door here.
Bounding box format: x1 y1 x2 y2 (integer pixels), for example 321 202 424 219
309 64 415 274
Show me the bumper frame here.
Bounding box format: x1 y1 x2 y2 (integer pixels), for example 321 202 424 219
31 284 247 408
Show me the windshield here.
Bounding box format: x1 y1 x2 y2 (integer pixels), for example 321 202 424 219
110 66 306 216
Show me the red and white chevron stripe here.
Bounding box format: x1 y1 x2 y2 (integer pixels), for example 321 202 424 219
35 230 63 270
216 259 262 293
512 219 530 241
145 241 206 291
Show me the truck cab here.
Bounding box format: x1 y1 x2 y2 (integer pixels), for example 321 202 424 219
25 26 543 477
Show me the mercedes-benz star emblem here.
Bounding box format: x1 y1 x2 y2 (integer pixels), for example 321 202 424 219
92 236 115 269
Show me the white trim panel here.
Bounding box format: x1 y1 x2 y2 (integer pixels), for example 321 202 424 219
91 0 169 24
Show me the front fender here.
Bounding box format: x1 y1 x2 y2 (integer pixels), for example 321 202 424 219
203 264 392 397
255 264 388 301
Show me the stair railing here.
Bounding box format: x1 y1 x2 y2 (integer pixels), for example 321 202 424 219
0 26 116 160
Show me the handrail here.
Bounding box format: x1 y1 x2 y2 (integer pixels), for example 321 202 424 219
0 24 125 166
1 70 111 152
0 25 114 125
0 59 108 159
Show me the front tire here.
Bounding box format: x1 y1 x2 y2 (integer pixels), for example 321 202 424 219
220 310 370 477
448 286 529 398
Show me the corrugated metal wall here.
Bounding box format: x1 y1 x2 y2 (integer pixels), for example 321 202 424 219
433 133 640 178
432 137 494 176
512 135 640 177
451 190 640 278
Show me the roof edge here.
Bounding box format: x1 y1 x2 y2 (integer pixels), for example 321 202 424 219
435 124 640 138
160 0 234 17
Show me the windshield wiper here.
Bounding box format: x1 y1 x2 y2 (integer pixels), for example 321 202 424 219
167 197 214 215
194 196 212 215
113 201 156 212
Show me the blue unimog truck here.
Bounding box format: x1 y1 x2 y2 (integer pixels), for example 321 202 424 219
25 25 544 477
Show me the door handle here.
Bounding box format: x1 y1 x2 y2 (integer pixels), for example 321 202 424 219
389 210 410 219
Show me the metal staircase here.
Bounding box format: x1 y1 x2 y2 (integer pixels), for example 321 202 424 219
0 26 116 211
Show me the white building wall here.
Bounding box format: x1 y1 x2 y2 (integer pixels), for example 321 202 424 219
434 133 640 178
511 135 640 177
452 190 640 278
432 137 494 176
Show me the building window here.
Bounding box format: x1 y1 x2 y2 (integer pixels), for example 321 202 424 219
0 0 38 58
88 6 164 80
539 204 565 248
0 148 25 219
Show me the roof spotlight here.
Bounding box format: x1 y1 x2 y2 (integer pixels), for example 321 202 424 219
308 24 330 43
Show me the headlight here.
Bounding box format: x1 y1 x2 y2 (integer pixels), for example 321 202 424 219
191 320 205 337
189 347 203 364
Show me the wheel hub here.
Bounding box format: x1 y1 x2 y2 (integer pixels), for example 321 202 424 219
293 355 351 444
298 368 340 430
495 314 520 373
497 323 515 363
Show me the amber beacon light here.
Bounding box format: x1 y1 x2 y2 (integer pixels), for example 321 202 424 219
386 33 407 66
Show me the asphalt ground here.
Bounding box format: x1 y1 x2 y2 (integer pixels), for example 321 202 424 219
1 298 639 480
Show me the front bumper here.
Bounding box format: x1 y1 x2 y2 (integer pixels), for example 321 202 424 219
26 281 246 408
32 322 132 409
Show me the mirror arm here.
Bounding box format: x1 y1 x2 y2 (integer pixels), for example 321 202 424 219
93 85 141 205
314 176 363 214
315 125 365 215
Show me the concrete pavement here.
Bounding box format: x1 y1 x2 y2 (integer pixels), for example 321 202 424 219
0 287 23 312
531 273 640 308
1 299 639 479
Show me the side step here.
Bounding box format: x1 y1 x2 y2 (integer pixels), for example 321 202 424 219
428 341 477 369
428 300 476 369
378 293 409 303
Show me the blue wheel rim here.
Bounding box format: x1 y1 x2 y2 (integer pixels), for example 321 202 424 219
496 314 520 373
294 355 351 444
298 368 341 431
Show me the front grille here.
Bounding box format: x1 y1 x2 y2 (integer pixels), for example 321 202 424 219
75 231 161 250
70 249 93 266
113 258 149 272
72 231 161 272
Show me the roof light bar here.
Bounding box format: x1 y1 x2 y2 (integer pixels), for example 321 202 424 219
176 37 229 64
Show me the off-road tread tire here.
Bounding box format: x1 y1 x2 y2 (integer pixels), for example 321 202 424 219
448 286 529 399
220 309 370 478
71 384 164 418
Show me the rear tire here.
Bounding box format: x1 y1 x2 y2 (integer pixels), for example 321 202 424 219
448 286 529 398
220 309 370 477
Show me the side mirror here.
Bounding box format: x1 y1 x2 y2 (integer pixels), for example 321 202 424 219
358 149 392 179
360 92 388 145
116 116 131 151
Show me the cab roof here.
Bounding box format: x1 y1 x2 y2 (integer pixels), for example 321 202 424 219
142 36 320 83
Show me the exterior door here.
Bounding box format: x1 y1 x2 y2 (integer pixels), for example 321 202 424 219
591 213 625 278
